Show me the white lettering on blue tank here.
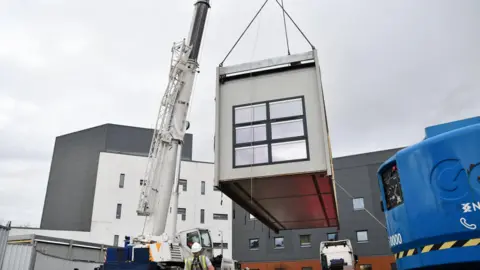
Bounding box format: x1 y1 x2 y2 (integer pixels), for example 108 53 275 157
462 201 480 213
389 233 403 247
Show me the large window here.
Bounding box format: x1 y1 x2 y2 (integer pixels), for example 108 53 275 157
232 97 309 167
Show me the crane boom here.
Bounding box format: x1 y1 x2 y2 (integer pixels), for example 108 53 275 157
137 0 211 238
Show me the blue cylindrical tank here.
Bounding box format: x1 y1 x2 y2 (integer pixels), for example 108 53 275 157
378 117 480 269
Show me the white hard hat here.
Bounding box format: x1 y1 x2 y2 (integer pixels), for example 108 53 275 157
191 242 202 253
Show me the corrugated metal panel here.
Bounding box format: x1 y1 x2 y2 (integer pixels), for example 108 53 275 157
0 225 10 269
1 244 34 270
34 252 101 270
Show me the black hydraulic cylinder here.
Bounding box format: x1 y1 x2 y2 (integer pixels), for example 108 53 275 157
188 0 210 62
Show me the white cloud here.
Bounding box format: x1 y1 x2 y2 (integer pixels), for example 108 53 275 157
0 0 479 225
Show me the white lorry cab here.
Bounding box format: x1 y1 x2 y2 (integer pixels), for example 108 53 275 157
320 239 358 270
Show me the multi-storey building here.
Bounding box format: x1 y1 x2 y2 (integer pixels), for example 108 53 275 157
232 148 402 270
10 124 232 258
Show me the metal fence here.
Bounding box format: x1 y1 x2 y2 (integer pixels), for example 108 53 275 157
0 222 11 270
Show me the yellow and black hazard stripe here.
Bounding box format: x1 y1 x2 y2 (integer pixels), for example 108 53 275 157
395 238 480 260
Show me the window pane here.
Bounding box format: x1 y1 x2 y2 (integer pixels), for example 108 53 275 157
269 98 303 119
235 124 267 144
179 179 187 191
300 235 311 247
113 235 119 246
327 233 338 241
119 173 125 188
200 209 205 224
353 198 365 210
271 140 307 162
235 145 268 166
201 181 205 195
249 238 259 250
271 119 304 140
235 104 266 124
357 231 368 242
116 204 122 219
213 213 228 220
274 237 284 249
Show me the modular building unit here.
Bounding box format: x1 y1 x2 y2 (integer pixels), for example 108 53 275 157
214 50 339 233
1 234 107 270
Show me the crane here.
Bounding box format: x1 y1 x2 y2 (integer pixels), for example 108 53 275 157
102 1 235 269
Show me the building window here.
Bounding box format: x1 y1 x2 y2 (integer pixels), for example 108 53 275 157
391 263 397 270
200 209 205 224
360 265 372 270
213 213 228 220
353 198 365 211
213 242 228 249
232 97 309 168
357 230 369 243
140 179 147 186
178 208 186 221
116 204 122 219
119 174 125 188
300 234 311 247
249 238 259 250
201 181 205 195
179 179 187 191
113 235 119 246
249 214 256 220
274 237 284 249
327 232 338 241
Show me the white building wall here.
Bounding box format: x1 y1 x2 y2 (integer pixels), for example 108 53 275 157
11 152 232 258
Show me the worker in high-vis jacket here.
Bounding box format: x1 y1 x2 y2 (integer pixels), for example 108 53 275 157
184 242 214 270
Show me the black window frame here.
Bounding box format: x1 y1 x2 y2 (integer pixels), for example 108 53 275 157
232 96 310 168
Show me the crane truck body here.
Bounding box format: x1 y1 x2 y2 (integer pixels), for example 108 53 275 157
378 116 480 270
319 239 358 270
102 1 234 269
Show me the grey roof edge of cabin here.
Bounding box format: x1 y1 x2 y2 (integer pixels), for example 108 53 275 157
8 234 113 248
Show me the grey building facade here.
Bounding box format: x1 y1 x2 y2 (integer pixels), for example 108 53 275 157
232 148 402 266
40 124 193 231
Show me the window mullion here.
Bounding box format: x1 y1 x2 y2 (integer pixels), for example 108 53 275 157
266 102 272 163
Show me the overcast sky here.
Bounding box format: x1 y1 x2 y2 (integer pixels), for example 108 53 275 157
1 0 479 226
